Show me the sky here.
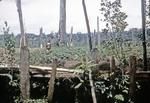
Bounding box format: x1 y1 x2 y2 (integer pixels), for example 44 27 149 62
0 0 142 34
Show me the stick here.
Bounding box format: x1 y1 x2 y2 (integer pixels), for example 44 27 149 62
89 70 97 103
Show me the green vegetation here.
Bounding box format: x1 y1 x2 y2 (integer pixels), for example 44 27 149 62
28 46 87 65
0 0 150 102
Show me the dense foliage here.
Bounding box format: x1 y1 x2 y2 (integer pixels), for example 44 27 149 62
100 0 128 66
0 21 15 66
0 69 143 103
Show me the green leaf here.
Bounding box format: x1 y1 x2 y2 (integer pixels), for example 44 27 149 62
114 94 124 101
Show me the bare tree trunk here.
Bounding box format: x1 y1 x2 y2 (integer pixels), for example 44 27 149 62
39 27 43 48
47 59 57 103
82 0 92 51
94 29 97 48
69 26 73 47
59 0 66 45
16 0 30 101
141 0 147 71
97 16 100 46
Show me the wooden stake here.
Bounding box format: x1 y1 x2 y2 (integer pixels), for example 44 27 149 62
47 59 57 103
129 56 136 101
82 0 92 51
16 0 30 101
89 70 97 103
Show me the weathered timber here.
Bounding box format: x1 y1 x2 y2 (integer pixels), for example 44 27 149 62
129 56 136 101
16 0 30 101
89 70 97 103
0 65 82 78
30 65 83 78
2 65 150 80
48 59 57 103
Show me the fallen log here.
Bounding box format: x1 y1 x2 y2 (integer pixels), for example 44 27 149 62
0 65 83 78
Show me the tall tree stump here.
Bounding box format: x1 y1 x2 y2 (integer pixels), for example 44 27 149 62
129 56 136 101
16 0 30 101
59 0 66 45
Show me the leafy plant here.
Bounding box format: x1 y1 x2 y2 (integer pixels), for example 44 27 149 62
2 21 15 66
95 73 131 103
100 0 128 66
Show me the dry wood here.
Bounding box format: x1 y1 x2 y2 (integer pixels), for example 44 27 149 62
16 0 30 100
129 56 136 101
82 0 92 51
47 59 57 103
30 65 82 73
89 70 97 103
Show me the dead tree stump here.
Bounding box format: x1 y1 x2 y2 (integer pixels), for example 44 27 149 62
47 59 57 103
129 56 136 101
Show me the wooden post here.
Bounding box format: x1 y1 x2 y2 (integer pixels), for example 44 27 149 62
59 0 66 44
47 59 57 103
82 0 92 51
129 56 136 101
16 0 30 101
110 56 116 72
141 0 147 71
89 70 97 103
